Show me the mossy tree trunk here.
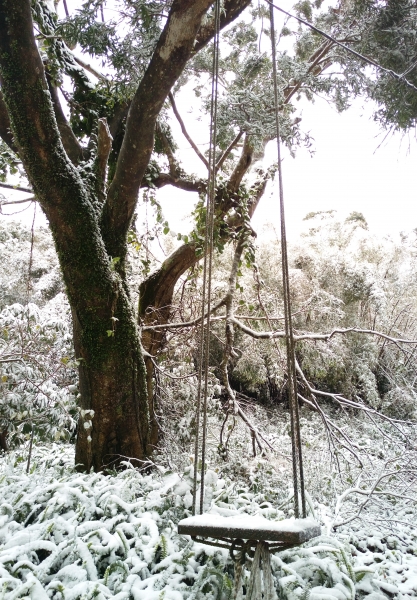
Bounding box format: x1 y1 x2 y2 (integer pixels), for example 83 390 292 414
0 0 250 470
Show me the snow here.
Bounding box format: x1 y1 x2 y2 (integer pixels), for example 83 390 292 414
179 514 319 534
1 444 416 599
178 514 321 544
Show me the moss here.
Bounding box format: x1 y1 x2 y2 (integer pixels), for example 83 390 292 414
0 0 151 470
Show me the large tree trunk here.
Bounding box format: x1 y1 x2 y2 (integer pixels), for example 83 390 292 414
0 0 150 472
72 288 149 471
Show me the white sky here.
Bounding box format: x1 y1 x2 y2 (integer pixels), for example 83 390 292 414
156 94 417 242
2 0 417 242
255 97 417 239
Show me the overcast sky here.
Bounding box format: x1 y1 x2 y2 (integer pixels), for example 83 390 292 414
2 0 417 242
155 92 417 243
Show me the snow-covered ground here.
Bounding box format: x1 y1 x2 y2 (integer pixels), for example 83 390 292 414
1 443 416 599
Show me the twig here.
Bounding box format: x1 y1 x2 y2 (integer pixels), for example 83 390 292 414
216 130 243 171
0 197 36 206
169 92 209 168
142 297 227 330
265 0 417 93
0 182 32 193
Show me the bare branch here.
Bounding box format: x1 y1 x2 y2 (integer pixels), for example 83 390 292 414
284 40 334 104
72 54 107 81
216 130 243 171
142 296 227 330
0 196 35 206
303 327 417 345
169 92 209 168
0 182 32 193
230 319 417 346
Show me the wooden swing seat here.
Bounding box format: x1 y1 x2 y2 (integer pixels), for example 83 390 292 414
178 514 320 550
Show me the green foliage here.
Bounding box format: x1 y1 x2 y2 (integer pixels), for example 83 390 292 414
0 302 77 447
0 141 19 182
340 0 417 129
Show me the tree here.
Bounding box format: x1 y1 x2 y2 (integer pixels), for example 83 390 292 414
0 0 414 472
348 0 417 130
0 0 256 471
0 0 315 470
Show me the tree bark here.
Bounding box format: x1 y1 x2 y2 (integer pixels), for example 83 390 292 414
72 294 149 471
0 0 150 470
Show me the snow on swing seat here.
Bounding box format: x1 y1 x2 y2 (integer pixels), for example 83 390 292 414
178 514 320 545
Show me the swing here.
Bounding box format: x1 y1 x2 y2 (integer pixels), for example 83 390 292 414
178 1 320 596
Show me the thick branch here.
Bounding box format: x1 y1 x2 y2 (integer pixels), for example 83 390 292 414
0 90 17 153
94 118 113 205
0 1 85 219
139 242 200 356
155 121 178 175
138 166 273 361
0 0 120 321
102 0 213 258
149 172 205 192
227 134 255 193
283 40 334 103
194 0 252 53
46 75 84 165
216 130 243 171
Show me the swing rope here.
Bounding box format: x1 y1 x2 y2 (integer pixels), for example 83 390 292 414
192 0 221 516
269 3 306 519
193 0 307 521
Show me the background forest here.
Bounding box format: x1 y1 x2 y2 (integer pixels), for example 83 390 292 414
1 0 417 598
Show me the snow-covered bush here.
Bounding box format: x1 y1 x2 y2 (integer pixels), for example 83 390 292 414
196 212 417 417
0 221 62 310
0 443 398 600
0 221 76 449
0 299 77 449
